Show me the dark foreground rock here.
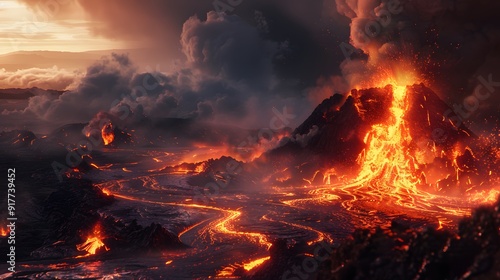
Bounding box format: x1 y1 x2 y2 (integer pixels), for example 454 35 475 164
248 197 500 280
0 131 186 264
105 220 186 253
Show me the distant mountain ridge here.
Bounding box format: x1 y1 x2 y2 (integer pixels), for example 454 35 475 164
0 87 64 99
0 49 178 72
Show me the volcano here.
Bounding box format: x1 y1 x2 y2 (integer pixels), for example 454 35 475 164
263 83 497 196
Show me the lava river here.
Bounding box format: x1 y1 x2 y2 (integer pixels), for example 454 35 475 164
11 144 497 279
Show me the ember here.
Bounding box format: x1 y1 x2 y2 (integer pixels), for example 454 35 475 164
101 123 115 146
0 227 7 237
243 256 270 271
76 223 109 256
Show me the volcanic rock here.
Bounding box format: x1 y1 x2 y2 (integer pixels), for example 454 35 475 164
108 220 185 253
262 84 485 189
42 179 114 244
291 84 473 164
186 156 244 190
248 196 500 280
0 130 36 149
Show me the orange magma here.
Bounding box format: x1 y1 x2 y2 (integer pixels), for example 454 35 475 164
0 226 7 237
101 123 115 146
76 223 109 257
99 190 273 277
340 70 454 217
353 83 420 204
268 68 466 225
336 68 498 216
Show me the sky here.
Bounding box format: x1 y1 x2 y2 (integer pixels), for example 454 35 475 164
0 0 499 133
0 0 124 54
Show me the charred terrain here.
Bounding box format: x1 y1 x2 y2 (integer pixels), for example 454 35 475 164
1 0 500 278
1 82 499 279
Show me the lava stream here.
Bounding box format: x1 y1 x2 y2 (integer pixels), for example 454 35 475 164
261 215 333 245
347 85 420 203
104 191 271 249
281 83 489 228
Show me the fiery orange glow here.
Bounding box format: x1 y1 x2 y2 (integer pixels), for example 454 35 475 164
122 167 133 173
76 223 109 257
0 227 7 237
210 208 271 249
467 189 500 204
349 76 497 207
217 267 236 277
89 163 114 171
242 256 270 271
281 68 499 228
437 220 444 230
180 135 290 164
101 188 111 196
352 84 420 205
107 192 272 249
179 145 237 163
195 162 207 173
352 61 423 90
101 123 115 146
217 256 271 277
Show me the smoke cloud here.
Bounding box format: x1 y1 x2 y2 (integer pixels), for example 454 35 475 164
6 12 314 129
13 0 500 130
334 0 500 124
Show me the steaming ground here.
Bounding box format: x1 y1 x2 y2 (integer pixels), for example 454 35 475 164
8 147 475 279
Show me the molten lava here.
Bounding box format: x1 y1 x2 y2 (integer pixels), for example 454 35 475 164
101 123 115 146
76 223 109 256
0 227 7 237
354 84 420 199
242 256 270 271
101 188 111 196
217 256 271 277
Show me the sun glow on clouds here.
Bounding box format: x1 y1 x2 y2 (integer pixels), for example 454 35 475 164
0 0 123 54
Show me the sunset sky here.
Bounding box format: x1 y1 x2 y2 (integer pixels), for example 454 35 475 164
0 0 124 54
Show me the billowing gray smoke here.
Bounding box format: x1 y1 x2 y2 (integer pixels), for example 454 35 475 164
5 11 312 130
335 0 500 129
10 0 500 132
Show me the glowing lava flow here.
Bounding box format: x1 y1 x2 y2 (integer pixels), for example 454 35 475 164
76 223 109 257
99 187 274 277
0 227 7 237
101 123 115 146
335 84 468 220
242 256 270 271
107 191 271 249
283 81 484 228
262 215 333 245
350 85 420 206
216 255 271 277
